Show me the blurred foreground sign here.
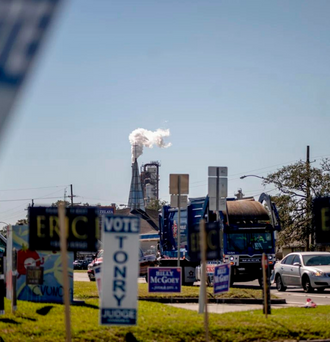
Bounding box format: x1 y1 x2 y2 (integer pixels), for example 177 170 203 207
29 207 99 251
100 215 140 326
313 197 330 244
0 0 62 133
187 222 221 262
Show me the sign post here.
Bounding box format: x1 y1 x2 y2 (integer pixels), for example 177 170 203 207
0 253 4 315
169 174 189 267
12 248 17 313
100 215 140 326
58 203 72 342
198 219 209 342
262 253 271 317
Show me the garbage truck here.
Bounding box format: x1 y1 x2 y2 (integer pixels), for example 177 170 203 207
158 193 281 286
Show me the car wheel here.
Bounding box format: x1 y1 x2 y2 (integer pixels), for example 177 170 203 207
275 274 286 292
302 276 314 293
316 287 325 293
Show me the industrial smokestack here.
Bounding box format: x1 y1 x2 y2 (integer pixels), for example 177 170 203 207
128 157 145 211
128 128 171 210
128 128 171 163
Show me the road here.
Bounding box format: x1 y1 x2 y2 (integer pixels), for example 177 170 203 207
234 280 330 306
74 272 330 313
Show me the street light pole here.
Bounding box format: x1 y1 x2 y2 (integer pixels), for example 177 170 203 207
240 175 267 181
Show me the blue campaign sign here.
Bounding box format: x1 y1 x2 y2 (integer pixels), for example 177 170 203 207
0 0 62 132
213 264 231 295
148 267 181 293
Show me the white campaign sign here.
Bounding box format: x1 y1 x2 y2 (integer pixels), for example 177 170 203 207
100 215 140 326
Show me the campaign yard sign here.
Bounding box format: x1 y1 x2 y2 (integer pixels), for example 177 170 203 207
29 206 99 252
8 225 73 303
100 215 140 326
148 267 181 293
187 221 221 262
213 264 230 295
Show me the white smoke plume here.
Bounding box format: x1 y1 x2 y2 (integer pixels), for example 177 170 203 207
129 128 172 162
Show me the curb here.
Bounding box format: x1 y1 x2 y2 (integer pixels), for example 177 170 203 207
139 297 286 304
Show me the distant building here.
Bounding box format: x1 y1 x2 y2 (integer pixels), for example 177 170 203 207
140 161 160 207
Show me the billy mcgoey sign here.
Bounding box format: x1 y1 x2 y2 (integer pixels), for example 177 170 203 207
100 215 140 326
29 207 99 252
148 267 181 293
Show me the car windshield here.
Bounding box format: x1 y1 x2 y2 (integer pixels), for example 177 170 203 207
302 255 330 266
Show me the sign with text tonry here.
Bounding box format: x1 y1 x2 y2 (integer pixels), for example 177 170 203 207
148 267 181 293
100 215 140 326
213 264 231 295
28 207 99 252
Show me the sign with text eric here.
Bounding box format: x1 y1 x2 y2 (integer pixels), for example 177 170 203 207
213 264 230 295
100 215 140 326
187 221 221 262
313 197 330 244
29 207 99 252
148 267 181 293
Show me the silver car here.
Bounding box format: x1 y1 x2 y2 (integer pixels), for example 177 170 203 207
273 252 330 293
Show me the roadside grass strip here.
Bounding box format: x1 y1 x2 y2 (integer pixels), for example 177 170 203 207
0 282 329 342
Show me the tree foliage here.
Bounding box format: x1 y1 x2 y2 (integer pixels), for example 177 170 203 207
146 199 168 211
264 159 330 248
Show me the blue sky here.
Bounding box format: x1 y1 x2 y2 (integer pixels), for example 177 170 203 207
0 0 330 225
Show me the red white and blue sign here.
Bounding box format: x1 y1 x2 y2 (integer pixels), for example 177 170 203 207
213 264 231 295
148 267 181 293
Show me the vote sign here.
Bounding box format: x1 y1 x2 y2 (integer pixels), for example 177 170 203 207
100 215 140 326
213 264 230 295
148 267 181 293
29 207 99 252
187 221 221 262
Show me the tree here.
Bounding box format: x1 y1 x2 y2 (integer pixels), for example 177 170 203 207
51 200 71 207
16 218 28 225
264 159 330 249
146 199 168 211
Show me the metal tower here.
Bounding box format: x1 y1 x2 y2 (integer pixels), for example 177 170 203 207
128 157 145 211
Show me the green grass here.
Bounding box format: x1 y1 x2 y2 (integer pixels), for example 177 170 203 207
0 282 329 342
74 281 275 300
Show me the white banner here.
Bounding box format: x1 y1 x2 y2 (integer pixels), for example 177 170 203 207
100 215 140 326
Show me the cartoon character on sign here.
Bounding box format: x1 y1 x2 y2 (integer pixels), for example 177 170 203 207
17 244 43 278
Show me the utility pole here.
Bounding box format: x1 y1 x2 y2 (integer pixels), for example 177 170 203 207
306 146 312 250
70 184 74 207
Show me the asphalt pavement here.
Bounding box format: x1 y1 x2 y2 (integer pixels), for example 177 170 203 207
74 272 330 314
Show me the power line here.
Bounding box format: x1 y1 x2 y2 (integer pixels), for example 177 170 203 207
0 184 69 192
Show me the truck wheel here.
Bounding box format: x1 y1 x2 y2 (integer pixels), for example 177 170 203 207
302 276 314 293
275 275 286 292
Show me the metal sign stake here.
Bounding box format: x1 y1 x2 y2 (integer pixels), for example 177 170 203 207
200 219 209 341
59 203 72 342
177 176 181 267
